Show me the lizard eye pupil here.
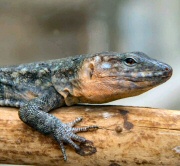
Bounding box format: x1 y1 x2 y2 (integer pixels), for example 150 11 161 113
124 58 136 65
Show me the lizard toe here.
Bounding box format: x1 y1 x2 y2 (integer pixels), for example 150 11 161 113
73 125 99 133
71 133 86 142
59 141 67 161
67 117 83 127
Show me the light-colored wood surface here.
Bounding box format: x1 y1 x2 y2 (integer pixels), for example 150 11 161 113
0 105 180 165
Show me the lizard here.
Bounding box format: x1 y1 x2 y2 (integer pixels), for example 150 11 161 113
0 51 172 161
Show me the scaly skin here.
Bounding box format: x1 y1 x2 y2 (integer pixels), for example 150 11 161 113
0 51 172 160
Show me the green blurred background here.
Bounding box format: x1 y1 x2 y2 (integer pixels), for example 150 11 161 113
0 0 179 110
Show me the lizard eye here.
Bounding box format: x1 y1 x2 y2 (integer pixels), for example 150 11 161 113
124 58 137 66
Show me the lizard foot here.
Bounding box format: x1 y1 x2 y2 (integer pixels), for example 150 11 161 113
53 117 98 161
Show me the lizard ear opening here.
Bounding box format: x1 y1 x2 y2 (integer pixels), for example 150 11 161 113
80 62 94 80
88 63 94 79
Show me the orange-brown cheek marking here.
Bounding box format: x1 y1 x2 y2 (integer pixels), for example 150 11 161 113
73 76 154 104
73 78 125 103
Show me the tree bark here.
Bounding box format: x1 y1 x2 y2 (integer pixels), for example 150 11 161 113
0 105 180 166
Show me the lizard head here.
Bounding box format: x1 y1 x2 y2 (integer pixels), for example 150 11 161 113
74 51 172 103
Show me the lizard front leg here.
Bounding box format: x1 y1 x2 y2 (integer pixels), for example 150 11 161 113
18 87 98 161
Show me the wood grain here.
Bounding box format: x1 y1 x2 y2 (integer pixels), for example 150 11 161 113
0 105 180 165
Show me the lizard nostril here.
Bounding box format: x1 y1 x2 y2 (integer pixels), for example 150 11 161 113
164 65 173 77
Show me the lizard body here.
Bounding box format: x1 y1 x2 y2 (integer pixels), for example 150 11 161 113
0 51 172 160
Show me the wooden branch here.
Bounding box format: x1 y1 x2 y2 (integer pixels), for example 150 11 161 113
0 105 180 165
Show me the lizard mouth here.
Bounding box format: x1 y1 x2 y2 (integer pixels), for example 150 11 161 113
98 69 172 83
131 70 172 81
95 64 172 83
123 70 172 82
